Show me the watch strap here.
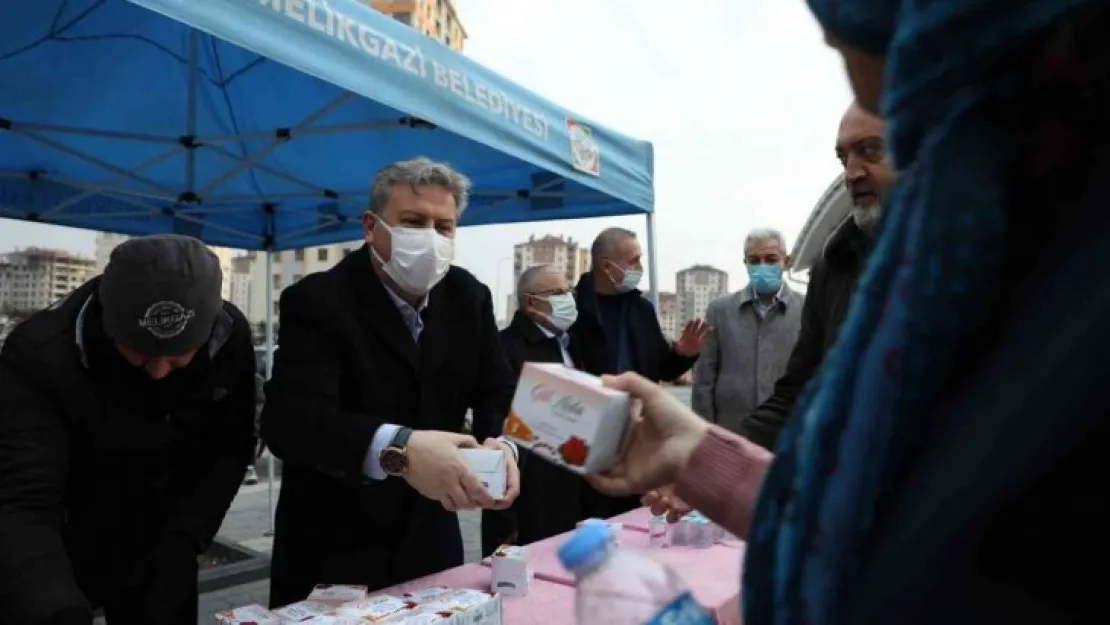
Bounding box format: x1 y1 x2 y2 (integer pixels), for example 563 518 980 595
390 427 413 450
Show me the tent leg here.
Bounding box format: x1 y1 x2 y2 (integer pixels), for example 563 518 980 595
646 212 660 310
264 251 276 538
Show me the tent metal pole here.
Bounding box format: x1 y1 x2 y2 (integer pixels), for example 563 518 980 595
645 212 660 310
197 92 355 197
264 250 276 537
185 29 199 192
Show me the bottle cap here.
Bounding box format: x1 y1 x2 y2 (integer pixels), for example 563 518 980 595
557 523 612 574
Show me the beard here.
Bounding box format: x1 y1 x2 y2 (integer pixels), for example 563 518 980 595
850 203 882 235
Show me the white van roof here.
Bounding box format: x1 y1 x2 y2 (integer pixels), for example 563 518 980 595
790 174 852 273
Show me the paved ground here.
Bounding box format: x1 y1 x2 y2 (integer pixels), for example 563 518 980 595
197 386 693 622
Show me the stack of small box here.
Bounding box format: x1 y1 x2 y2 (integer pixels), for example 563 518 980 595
214 584 502 624
489 545 533 597
649 511 727 549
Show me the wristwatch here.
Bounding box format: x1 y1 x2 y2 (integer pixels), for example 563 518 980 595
379 427 413 477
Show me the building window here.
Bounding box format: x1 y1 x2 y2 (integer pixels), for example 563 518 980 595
294 248 305 262
293 274 304 283
273 301 280 316
393 12 412 25
272 274 282 290
317 248 329 262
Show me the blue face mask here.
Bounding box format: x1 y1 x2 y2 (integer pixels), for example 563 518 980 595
748 263 783 295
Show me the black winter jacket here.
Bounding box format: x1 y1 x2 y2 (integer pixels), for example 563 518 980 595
0 279 256 624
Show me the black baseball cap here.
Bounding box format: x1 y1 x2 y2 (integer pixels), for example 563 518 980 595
99 235 223 356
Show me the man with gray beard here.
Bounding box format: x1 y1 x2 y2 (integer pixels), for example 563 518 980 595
736 102 895 450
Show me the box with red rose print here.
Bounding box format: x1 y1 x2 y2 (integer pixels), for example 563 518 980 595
502 363 631 474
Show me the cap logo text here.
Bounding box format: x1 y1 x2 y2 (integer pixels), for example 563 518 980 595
138 301 195 339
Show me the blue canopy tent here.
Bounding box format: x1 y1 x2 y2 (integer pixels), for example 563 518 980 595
0 0 656 528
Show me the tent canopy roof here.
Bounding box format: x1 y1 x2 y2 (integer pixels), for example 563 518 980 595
0 0 654 251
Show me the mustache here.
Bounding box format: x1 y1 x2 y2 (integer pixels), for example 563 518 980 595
847 180 878 196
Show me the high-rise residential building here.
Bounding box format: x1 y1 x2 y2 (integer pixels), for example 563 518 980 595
506 234 592 319
94 232 234 301
93 232 128 274
229 255 253 319
368 0 467 51
0 248 97 312
675 264 729 324
657 292 679 340
247 243 362 324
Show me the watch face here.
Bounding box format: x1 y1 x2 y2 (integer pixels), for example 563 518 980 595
380 447 406 476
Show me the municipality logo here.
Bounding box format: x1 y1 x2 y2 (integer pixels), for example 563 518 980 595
138 301 195 339
566 119 600 176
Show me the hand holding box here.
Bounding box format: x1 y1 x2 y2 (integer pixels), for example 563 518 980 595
503 363 631 474
460 448 506 500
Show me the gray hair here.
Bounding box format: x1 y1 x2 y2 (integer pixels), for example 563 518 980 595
516 264 561 306
367 157 471 217
590 227 637 267
743 227 788 255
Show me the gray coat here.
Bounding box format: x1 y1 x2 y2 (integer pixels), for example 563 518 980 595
692 285 804 434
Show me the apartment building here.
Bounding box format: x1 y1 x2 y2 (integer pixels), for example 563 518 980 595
0 248 97 312
228 255 253 318
246 243 363 324
657 291 679 340
368 0 467 50
675 264 729 325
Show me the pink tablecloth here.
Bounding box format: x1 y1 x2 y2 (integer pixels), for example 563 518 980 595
477 508 744 624
608 506 653 531
377 563 577 625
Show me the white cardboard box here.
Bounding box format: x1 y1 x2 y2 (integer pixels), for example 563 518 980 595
417 589 502 625
378 609 450 623
213 604 281 624
503 363 631 474
490 545 532 597
301 617 382 624
271 599 331 621
460 448 507 500
333 594 409 621
307 584 369 605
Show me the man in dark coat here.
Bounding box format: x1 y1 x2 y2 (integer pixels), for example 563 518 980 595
571 227 710 518
0 235 257 625
261 158 520 607
736 102 896 450
487 264 585 551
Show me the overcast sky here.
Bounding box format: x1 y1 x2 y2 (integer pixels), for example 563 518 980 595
0 0 851 315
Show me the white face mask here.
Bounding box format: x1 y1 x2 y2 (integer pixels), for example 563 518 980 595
607 261 643 293
371 220 454 295
539 293 578 332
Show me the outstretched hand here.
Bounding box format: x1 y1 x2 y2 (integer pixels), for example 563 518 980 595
673 319 711 357
585 372 709 497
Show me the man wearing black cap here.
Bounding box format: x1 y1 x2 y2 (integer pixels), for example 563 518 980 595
0 235 257 625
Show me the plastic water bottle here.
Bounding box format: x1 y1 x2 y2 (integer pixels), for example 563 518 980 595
557 522 715 625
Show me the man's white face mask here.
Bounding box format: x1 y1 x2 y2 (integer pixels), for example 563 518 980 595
540 292 578 333
371 220 454 295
